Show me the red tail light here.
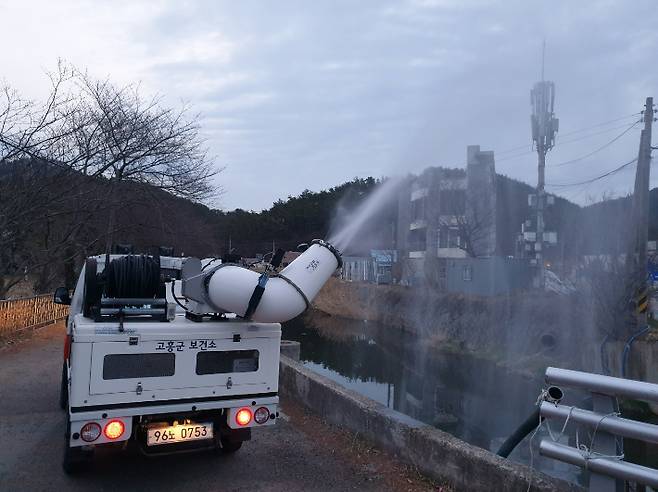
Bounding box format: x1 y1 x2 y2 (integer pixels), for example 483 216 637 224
235 408 252 426
104 420 125 439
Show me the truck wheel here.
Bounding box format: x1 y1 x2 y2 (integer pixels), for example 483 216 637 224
59 361 68 410
220 438 243 453
62 420 92 474
62 444 92 474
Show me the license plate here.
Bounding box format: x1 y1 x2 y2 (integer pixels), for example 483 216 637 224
146 422 213 446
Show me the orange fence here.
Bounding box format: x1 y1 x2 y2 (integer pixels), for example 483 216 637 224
0 294 69 337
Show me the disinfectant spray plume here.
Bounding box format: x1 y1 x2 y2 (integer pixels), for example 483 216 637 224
328 177 405 251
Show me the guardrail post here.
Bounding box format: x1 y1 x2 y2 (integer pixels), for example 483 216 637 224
590 393 621 492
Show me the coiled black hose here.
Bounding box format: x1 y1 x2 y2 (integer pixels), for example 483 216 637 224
105 255 161 299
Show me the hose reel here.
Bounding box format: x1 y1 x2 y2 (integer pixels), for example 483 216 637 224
82 255 168 321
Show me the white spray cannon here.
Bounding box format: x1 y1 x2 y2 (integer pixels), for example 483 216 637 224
181 239 342 323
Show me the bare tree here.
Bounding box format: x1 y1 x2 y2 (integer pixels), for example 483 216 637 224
48 69 218 199
1 63 78 163
56 68 220 249
0 66 80 297
0 156 106 297
0 63 221 296
0 84 30 161
437 182 496 258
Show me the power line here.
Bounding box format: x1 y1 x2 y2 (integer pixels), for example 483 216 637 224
546 157 638 188
494 113 640 157
558 112 641 138
556 181 598 204
557 121 641 146
494 121 641 165
447 113 642 171
547 121 640 168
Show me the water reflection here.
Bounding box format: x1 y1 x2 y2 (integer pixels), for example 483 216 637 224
282 313 581 483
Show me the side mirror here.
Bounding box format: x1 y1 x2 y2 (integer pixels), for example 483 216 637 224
54 287 71 305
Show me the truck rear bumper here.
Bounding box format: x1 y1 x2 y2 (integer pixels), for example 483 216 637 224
68 395 278 448
70 393 278 421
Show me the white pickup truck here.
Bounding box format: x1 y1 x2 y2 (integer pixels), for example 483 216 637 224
55 241 341 473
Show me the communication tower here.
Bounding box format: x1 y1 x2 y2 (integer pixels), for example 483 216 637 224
529 44 559 287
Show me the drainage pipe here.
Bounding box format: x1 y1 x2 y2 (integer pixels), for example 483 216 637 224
496 386 564 458
496 407 542 458
205 239 342 323
621 326 650 379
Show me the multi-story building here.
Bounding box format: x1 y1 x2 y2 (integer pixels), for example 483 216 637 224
465 145 497 257
396 145 497 284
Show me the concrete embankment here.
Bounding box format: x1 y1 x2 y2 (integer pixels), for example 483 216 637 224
603 339 658 415
310 278 585 362
279 354 582 492
310 278 658 378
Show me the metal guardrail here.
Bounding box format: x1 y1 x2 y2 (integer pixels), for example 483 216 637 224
539 367 658 490
540 440 658 488
0 294 69 337
545 367 658 403
540 402 658 444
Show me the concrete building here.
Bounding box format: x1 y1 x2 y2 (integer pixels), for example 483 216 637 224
465 145 497 257
444 257 531 296
341 250 398 284
341 256 374 282
397 146 498 284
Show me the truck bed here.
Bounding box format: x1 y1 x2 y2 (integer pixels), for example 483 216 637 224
69 313 281 413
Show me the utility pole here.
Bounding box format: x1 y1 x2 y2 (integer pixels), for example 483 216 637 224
530 42 559 288
629 97 655 329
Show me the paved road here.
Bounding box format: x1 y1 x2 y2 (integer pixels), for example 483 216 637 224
0 323 434 492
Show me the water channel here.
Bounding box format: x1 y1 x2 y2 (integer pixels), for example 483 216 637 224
282 314 588 485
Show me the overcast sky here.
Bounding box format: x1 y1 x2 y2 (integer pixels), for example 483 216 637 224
1 0 656 210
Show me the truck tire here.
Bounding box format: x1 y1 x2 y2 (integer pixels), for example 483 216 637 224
62 444 92 474
62 421 93 474
220 438 243 453
59 361 68 410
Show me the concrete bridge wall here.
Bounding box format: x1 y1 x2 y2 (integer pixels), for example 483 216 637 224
279 355 583 492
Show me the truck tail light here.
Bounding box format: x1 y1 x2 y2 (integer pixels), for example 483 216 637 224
235 408 252 426
80 422 101 442
254 407 270 424
104 420 125 440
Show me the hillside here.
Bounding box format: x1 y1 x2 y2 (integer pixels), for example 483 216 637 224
0 159 383 295
210 177 383 256
2 157 655 297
